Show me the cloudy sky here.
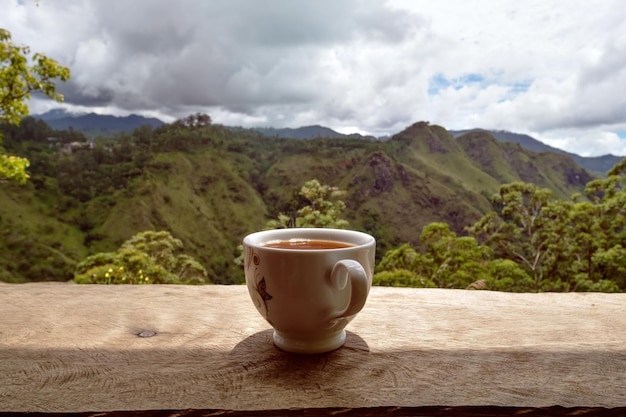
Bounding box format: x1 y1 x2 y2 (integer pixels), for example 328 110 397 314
2 0 626 156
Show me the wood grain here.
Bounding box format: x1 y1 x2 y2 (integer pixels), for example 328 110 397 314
0 283 624 414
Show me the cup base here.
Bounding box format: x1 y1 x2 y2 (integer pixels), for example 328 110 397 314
273 330 346 354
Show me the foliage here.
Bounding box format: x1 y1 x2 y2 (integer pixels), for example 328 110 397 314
0 154 30 183
372 244 431 287
485 259 534 292
0 29 69 184
174 112 212 129
265 179 349 229
0 116 270 284
74 231 208 284
467 180 623 292
375 175 626 292
418 223 491 288
1 111 624 291
468 182 555 290
373 223 529 289
234 179 350 267
373 269 427 287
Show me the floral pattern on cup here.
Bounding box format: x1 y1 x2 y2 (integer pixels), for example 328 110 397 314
245 247 273 317
256 276 273 311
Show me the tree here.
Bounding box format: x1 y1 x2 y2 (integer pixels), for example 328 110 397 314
418 222 492 288
177 112 212 129
372 243 429 287
266 179 349 229
74 231 208 284
0 28 70 183
234 179 350 267
486 259 534 292
584 158 626 249
372 223 519 289
468 182 555 291
468 178 624 292
579 158 626 289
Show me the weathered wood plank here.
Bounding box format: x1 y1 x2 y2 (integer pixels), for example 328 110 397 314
1 406 624 417
0 283 625 414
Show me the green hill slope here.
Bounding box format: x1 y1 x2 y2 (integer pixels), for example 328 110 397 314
452 128 624 175
0 119 602 284
456 130 593 199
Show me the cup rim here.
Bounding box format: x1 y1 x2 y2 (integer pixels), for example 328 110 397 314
243 228 375 252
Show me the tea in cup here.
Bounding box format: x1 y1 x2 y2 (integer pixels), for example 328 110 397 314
243 228 375 354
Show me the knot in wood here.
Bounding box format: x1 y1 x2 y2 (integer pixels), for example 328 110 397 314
137 330 157 338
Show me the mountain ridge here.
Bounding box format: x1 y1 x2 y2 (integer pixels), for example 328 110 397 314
34 109 621 174
451 128 623 175
35 109 165 134
253 125 377 141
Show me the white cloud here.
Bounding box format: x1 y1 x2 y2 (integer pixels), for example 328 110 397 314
535 129 626 158
1 0 625 156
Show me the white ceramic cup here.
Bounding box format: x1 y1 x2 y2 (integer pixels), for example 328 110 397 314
243 228 376 354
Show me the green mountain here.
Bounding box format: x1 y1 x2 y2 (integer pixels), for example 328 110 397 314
34 109 621 175
36 109 165 136
451 128 624 175
0 119 599 284
253 125 376 140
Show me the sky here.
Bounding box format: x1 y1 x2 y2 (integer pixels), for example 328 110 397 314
2 0 626 157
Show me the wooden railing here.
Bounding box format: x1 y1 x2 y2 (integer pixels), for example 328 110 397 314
1 283 625 416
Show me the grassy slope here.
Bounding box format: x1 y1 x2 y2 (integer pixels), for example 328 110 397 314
0 122 597 283
94 150 268 283
456 130 593 199
390 123 503 197
0 182 88 282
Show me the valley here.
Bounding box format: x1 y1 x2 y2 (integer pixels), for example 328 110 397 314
0 116 602 285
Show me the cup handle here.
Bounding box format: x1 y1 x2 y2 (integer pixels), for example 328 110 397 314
327 259 369 322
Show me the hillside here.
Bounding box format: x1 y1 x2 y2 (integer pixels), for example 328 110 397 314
451 128 624 175
0 119 603 284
